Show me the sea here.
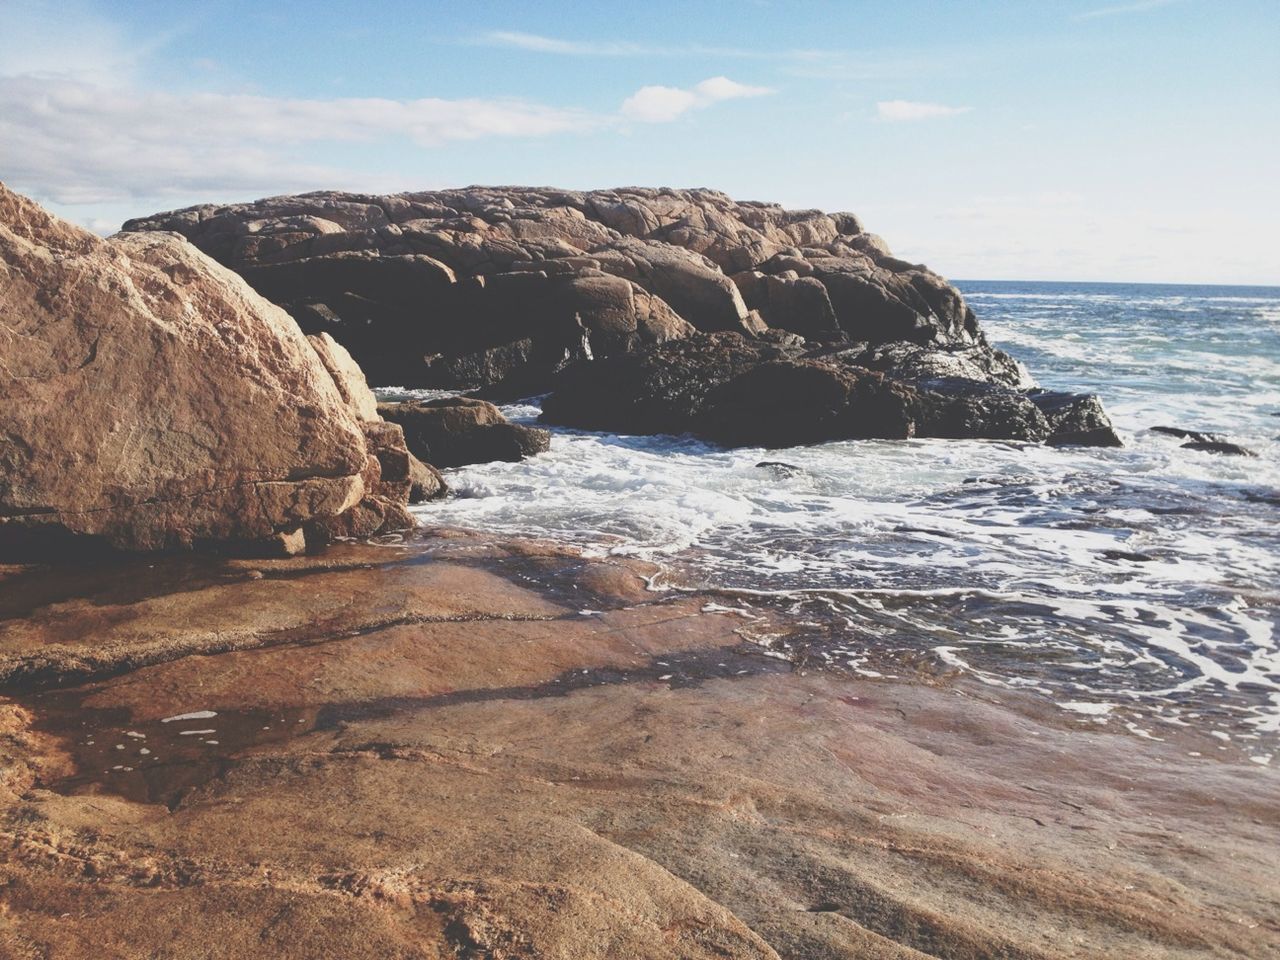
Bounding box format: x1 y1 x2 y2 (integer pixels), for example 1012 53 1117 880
396 282 1280 763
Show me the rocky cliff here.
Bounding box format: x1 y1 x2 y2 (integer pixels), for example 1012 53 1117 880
0 184 416 556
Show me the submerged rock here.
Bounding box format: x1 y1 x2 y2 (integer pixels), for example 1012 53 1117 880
0 184 415 556
1182 439 1256 457
378 397 550 469
542 332 1120 448
1150 426 1255 456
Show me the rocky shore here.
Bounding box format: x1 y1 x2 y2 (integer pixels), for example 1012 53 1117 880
1 531 1276 958
4 183 1271 957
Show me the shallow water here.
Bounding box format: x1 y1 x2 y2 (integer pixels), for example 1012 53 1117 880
398 281 1280 759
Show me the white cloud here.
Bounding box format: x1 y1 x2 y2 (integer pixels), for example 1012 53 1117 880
622 76 773 123
0 75 599 205
621 86 701 123
1076 0 1176 20
875 99 972 121
481 31 653 57
477 30 828 61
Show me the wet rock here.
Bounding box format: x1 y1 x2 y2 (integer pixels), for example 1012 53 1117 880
847 339 1028 389
1182 440 1256 457
379 397 550 468
1101 549 1157 563
542 332 806 436
0 183 412 556
543 332 1119 448
1151 425 1212 441
1151 426 1255 456
698 359 917 447
755 461 804 476
1032 392 1124 447
407 454 447 503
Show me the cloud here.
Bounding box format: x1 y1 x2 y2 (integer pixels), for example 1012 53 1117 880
0 75 599 204
1076 0 1176 19
477 30 833 62
875 99 972 121
0 0 187 85
480 31 655 57
622 76 773 123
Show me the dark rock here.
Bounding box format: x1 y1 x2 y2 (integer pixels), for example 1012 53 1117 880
755 461 804 476
697 359 916 447
408 455 447 503
1151 426 1216 442
542 332 1118 448
1151 427 1255 456
379 397 550 468
541 332 805 435
1181 440 1256 457
1033 392 1124 447
124 187 999 391
1101 550 1157 563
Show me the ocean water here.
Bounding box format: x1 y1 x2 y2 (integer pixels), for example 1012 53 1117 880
399 281 1280 760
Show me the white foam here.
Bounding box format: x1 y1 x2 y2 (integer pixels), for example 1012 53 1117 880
160 710 217 723
403 284 1280 746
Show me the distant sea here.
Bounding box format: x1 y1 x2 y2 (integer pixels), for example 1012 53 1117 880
400 281 1280 761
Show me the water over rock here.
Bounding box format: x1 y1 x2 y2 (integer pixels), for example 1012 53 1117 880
0 184 416 556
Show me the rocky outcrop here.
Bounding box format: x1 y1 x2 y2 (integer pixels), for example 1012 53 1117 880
0 184 416 556
542 332 1122 448
124 186 1120 449
379 397 551 469
124 187 1000 394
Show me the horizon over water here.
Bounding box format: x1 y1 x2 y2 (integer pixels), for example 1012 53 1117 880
395 280 1280 763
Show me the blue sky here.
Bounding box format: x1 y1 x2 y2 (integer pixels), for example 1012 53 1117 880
1 0 1277 283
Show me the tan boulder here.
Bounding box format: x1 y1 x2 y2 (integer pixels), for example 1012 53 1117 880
0 183 411 555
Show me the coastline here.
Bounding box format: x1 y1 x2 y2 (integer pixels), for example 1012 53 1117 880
2 529 1276 958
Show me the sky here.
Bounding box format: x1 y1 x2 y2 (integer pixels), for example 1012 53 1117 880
1 0 1277 284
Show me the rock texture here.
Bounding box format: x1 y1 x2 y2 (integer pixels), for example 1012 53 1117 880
1 535 1275 959
378 397 551 469
124 187 1003 394
541 332 1122 447
0 184 416 555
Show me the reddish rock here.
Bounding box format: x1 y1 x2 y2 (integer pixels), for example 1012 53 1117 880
0 184 414 556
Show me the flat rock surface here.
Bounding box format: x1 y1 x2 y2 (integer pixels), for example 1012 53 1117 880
0 533 1276 958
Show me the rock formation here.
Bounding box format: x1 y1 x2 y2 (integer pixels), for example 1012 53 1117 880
0 184 418 556
124 186 1120 448
123 187 998 392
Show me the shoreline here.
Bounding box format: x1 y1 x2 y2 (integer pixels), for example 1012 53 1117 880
2 528 1277 957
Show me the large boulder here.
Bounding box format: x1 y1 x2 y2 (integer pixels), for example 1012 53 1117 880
0 184 416 556
123 187 1000 393
541 332 1122 449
